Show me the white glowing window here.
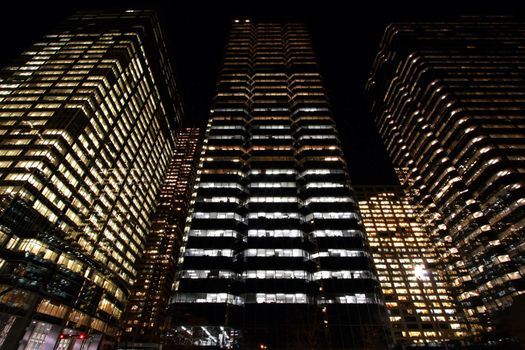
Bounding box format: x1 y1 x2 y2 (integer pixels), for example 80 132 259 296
253 107 289 113
211 125 246 130
249 169 297 175
198 182 246 190
297 125 333 130
304 182 344 189
253 125 289 129
252 293 308 304
300 169 346 176
292 107 329 114
247 229 303 237
182 270 238 279
193 212 243 221
247 212 302 220
304 197 353 205
189 230 239 237
335 294 376 304
213 108 247 113
249 182 296 188
311 250 369 258
172 293 243 305
185 249 234 257
244 249 307 258
251 146 292 151
487 158 501 165
496 255 511 263
313 270 375 280
200 197 241 204
323 157 341 161
306 212 358 220
204 157 241 163
0 83 20 89
208 135 245 140
298 135 338 140
310 230 362 237
248 197 298 203
318 293 381 305
243 270 308 279
202 169 245 176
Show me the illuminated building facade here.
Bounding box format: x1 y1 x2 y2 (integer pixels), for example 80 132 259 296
367 19 525 340
0 10 182 350
167 19 388 350
355 185 474 348
120 128 201 348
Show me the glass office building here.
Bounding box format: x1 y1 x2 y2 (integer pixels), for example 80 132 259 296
355 185 477 348
0 10 182 350
120 128 201 348
168 19 388 350
367 18 525 342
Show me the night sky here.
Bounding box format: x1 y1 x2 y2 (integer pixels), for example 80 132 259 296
0 0 522 185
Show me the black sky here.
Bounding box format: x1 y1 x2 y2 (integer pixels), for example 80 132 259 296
0 0 523 185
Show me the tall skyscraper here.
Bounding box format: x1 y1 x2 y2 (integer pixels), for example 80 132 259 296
0 10 182 350
367 18 525 341
354 185 478 348
167 19 388 350
121 128 201 348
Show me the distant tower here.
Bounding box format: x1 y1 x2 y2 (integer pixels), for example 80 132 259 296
167 19 389 349
121 128 201 348
0 10 182 350
354 185 479 347
367 18 525 342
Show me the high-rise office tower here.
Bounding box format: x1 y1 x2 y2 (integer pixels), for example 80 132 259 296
121 128 201 348
367 18 525 340
167 19 388 350
354 185 476 348
0 10 182 349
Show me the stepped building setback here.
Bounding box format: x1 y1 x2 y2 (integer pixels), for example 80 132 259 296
367 18 525 343
167 18 389 350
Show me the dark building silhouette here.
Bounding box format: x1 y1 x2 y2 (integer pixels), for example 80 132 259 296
120 128 201 348
367 18 525 344
0 10 182 350
167 19 389 350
